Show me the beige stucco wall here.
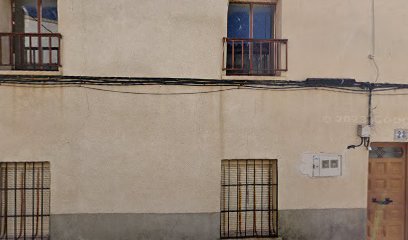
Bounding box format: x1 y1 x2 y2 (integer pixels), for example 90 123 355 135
0 0 408 216
1 0 407 83
56 0 408 83
58 0 227 78
282 0 408 83
0 85 380 214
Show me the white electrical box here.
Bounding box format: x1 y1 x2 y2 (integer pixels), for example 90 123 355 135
358 124 371 138
312 154 342 177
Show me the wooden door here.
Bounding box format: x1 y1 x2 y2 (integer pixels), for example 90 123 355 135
368 143 406 240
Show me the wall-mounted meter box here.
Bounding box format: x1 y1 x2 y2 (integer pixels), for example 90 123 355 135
357 124 371 138
312 154 342 177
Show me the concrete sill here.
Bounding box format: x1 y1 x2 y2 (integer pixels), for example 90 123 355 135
0 70 62 76
222 238 282 240
221 75 287 81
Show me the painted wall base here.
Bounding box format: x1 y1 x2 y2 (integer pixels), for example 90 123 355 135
51 209 365 240
279 208 366 240
51 213 219 240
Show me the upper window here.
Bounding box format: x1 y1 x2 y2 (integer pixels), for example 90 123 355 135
223 2 287 76
227 3 275 39
0 0 61 71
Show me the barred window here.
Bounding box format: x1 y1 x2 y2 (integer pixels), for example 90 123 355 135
221 159 278 238
0 162 50 239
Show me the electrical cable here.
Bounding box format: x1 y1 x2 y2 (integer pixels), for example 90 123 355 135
3 76 408 95
347 138 364 149
364 137 371 148
371 0 376 58
372 58 380 83
0 83 371 96
368 88 373 126
369 0 380 83
81 86 240 95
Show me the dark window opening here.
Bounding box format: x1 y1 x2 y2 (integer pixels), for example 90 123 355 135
0 162 50 240
227 3 274 39
221 159 278 239
13 0 58 34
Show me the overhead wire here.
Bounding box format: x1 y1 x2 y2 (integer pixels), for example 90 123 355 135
3 75 408 96
373 92 408 96
369 0 380 83
0 82 371 96
80 86 240 95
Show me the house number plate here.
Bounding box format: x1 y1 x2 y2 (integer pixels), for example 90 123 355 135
394 129 408 141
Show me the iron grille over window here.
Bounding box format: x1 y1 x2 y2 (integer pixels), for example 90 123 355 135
0 162 50 240
221 159 278 239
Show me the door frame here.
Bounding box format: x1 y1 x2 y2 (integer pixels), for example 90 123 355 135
368 142 408 240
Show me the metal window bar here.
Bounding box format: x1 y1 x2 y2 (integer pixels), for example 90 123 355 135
221 159 278 239
0 162 50 240
223 38 288 76
0 33 62 71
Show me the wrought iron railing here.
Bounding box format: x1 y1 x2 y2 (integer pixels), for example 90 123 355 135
0 33 61 71
223 38 288 76
221 159 278 239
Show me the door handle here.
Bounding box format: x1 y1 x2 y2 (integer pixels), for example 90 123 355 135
372 198 393 205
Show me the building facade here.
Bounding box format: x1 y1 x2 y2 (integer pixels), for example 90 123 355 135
0 0 408 239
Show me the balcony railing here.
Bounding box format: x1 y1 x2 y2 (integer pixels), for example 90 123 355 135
0 32 62 71
223 38 288 76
